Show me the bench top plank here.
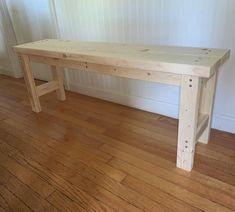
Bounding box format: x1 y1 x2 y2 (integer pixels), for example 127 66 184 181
14 39 230 78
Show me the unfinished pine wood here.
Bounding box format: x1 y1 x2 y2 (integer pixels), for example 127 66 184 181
36 80 59 97
30 55 181 85
198 72 218 144
0 75 234 211
196 114 209 140
21 55 41 112
177 75 201 170
14 39 230 77
51 65 66 101
14 40 230 171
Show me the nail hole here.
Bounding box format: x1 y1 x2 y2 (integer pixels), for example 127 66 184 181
185 140 188 143
147 72 151 76
189 84 192 87
185 146 188 148
189 79 192 82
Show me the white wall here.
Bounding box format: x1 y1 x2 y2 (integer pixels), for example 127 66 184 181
53 0 235 133
0 0 21 77
5 0 57 80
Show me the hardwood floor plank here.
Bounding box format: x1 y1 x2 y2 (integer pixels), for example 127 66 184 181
47 190 115 212
41 96 234 164
108 158 233 211
0 120 126 182
103 124 177 163
103 138 234 194
196 143 234 164
194 159 235 186
26 90 235 159
68 171 171 212
43 96 178 145
0 166 58 211
0 135 129 211
0 136 132 212
3 117 111 163
0 110 8 121
200 142 235 158
101 144 235 210
0 141 55 199
0 125 169 211
0 123 123 184
0 185 32 211
1 124 165 211
195 153 235 175
100 141 235 192
210 131 235 150
44 93 235 158
45 97 235 164
122 175 200 212
0 75 234 211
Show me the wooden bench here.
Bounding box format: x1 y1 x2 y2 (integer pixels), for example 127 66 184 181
14 39 230 171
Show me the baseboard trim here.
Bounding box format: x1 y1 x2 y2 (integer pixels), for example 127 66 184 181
0 68 22 78
212 114 235 134
0 69 15 77
70 82 179 118
69 82 235 134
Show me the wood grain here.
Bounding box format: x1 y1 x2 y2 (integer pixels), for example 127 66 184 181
14 39 230 78
0 166 58 211
0 75 234 211
14 39 230 172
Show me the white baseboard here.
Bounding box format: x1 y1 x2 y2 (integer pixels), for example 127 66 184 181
0 69 15 77
69 82 179 118
212 114 235 134
0 68 22 78
69 82 235 134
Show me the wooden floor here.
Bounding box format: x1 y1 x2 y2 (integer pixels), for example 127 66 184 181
0 75 234 212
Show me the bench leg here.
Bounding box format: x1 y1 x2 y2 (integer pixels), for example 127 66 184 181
198 72 217 144
21 55 41 113
51 65 66 101
177 75 201 171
